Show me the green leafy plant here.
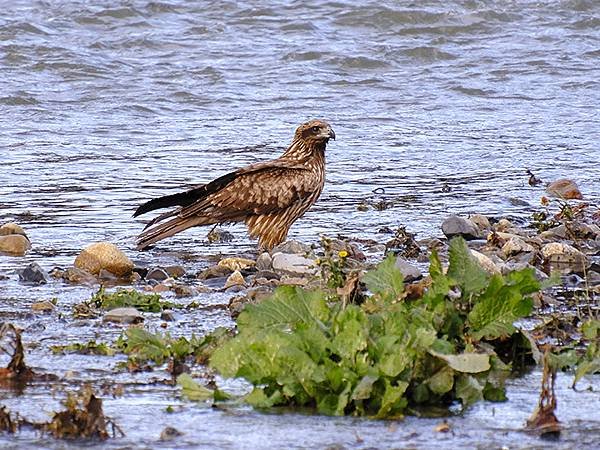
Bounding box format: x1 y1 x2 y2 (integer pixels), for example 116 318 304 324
90 287 172 312
210 237 543 417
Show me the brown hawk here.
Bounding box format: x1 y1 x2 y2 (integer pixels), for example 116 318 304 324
134 119 335 250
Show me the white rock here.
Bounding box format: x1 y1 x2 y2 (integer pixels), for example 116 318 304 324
224 270 246 289
272 252 317 276
502 236 535 257
470 250 501 274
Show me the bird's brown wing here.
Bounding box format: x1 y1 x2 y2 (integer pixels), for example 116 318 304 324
178 160 321 221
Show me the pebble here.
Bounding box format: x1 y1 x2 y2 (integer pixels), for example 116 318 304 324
546 178 583 200
224 270 246 289
272 240 311 255
494 218 514 233
160 426 183 441
441 215 481 240
164 265 186 278
255 252 273 271
501 236 536 257
103 307 143 324
60 267 98 285
173 284 197 297
0 234 31 256
272 252 317 276
541 242 589 273
160 310 176 321
74 242 134 277
197 265 232 280
218 257 255 271
470 250 501 275
469 214 491 233
394 257 422 282
17 262 49 284
147 268 169 282
31 300 55 312
0 222 27 237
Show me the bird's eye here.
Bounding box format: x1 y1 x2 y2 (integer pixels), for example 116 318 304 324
311 126 320 132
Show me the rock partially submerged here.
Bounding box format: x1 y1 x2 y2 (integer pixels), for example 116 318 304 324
17 262 49 284
546 178 583 200
0 235 31 256
272 252 317 276
103 307 143 324
74 242 134 277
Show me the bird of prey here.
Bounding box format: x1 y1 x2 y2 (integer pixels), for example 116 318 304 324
134 119 335 251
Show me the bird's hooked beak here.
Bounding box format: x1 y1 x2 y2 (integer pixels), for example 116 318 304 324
325 125 335 141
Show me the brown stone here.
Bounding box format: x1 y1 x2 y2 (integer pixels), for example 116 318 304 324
0 222 27 237
74 242 133 277
0 235 31 256
546 179 583 200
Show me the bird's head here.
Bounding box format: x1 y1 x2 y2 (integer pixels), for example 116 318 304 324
295 120 336 147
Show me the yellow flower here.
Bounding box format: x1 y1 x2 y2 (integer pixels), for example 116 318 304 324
338 250 348 258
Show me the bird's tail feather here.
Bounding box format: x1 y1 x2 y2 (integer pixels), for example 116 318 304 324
133 191 194 218
136 216 214 250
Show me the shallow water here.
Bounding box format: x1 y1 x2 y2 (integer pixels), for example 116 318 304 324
1 0 600 448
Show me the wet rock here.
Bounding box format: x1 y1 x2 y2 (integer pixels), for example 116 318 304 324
541 242 589 273
61 268 95 286
502 236 536 257
469 214 491 233
160 426 183 441
539 225 568 240
31 301 55 313
103 307 143 324
470 250 501 275
394 257 421 282
493 218 514 233
254 270 280 280
164 265 185 278
229 288 273 317
17 262 49 284
207 227 234 243
224 270 246 289
0 222 27 237
147 268 169 282
256 252 273 271
272 240 311 255
160 310 176 322
441 215 480 240
152 283 170 293
272 252 317 276
0 234 31 256
98 269 118 282
328 239 366 261
501 261 548 281
197 265 232 280
173 284 197 297
74 242 134 277
218 257 255 271
546 178 583 200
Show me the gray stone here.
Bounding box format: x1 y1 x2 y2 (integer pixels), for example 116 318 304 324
61 267 98 285
103 307 143 324
272 252 317 276
394 257 421 282
256 252 273 271
441 215 481 240
173 284 197 297
147 268 169 282
160 310 176 321
17 262 49 284
197 265 232 280
272 240 311 255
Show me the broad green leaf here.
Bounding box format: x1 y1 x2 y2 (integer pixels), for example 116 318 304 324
245 388 283 408
430 350 490 373
237 286 329 333
447 237 488 297
351 374 378 400
376 380 408 418
427 366 454 394
426 248 451 299
582 319 600 340
468 271 535 341
573 357 600 387
483 383 507 402
362 253 404 300
547 349 579 370
455 374 484 407
177 373 214 402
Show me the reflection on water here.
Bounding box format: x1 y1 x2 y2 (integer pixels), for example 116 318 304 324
1 0 599 448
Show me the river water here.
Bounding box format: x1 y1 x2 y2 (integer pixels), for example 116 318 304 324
1 0 599 448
